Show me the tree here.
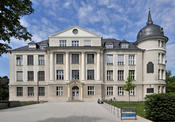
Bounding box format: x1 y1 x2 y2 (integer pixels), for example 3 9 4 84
123 75 136 103
166 70 175 93
0 76 9 100
0 0 34 56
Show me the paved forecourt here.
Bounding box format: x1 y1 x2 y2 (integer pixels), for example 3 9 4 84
0 102 151 122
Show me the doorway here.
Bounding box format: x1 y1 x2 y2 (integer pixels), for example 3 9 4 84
72 86 79 100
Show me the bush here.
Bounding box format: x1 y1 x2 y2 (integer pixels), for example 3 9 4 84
145 93 175 121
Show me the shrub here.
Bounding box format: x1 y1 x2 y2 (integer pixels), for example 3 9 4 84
145 93 175 121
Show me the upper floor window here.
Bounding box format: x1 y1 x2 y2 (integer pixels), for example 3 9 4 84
158 40 165 48
27 55 33 65
118 54 124 65
118 70 124 81
56 70 64 80
84 40 91 46
16 71 23 81
38 55 45 65
28 71 34 81
16 55 23 66
107 86 113 96
59 40 66 47
87 70 94 80
87 54 94 64
39 87 45 96
107 70 113 81
128 55 135 65
38 71 45 81
28 87 34 96
56 54 63 64
105 43 113 49
106 54 113 65
72 70 79 80
129 88 135 95
147 62 154 73
56 86 63 96
88 86 94 95
17 87 23 96
129 70 135 80
72 54 79 64
118 87 124 96
121 43 129 48
72 40 79 46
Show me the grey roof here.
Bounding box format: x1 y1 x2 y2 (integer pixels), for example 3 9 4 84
136 10 165 42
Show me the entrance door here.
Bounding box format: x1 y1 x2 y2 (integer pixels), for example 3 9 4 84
72 86 79 100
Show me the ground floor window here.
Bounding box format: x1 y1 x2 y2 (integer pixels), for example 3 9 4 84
56 86 63 96
17 87 23 96
88 86 94 95
158 86 161 93
107 86 113 96
147 88 154 93
129 88 135 96
28 87 34 96
118 87 124 96
39 87 45 96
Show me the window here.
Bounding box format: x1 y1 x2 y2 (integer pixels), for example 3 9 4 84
56 54 63 64
107 86 113 96
158 40 160 47
107 70 113 80
59 40 66 47
72 70 79 80
118 87 124 96
87 54 94 64
16 55 23 66
16 71 23 81
158 53 161 64
158 86 161 93
162 53 164 64
158 69 160 79
39 87 45 96
105 43 113 49
121 43 129 48
28 71 34 81
38 71 45 81
106 54 113 65
87 70 94 80
17 87 23 96
72 54 79 64
162 86 165 93
147 88 154 93
72 40 79 46
88 86 94 95
128 55 135 65
56 86 63 96
28 87 34 96
129 88 135 95
27 55 33 65
118 54 124 65
147 62 154 73
38 55 45 65
84 40 91 46
129 70 135 80
56 70 64 80
118 70 124 81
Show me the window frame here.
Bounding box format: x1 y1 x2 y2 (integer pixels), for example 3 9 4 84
118 87 124 96
27 55 34 65
118 70 124 81
118 54 124 65
17 87 23 96
59 40 66 47
107 70 113 81
88 86 95 96
87 54 94 64
56 86 63 96
72 70 79 80
87 70 94 80
56 70 64 80
38 71 45 81
16 55 23 66
72 40 79 46
72 54 79 64
56 54 64 64
38 55 45 65
16 71 23 81
106 54 113 65
28 71 34 81
38 87 45 96
107 86 113 96
28 87 34 96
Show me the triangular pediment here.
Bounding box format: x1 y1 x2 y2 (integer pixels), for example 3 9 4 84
49 26 101 38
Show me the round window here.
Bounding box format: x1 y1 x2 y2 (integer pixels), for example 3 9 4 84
72 29 78 34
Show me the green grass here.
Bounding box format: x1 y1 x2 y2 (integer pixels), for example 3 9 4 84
106 101 145 117
20 101 39 106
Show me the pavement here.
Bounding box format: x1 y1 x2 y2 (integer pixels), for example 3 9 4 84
0 102 151 122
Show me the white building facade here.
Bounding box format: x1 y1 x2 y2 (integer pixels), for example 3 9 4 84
9 11 168 101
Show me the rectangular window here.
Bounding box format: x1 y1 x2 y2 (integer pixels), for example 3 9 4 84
118 70 124 81
56 70 64 80
16 71 23 81
105 43 113 49
107 70 113 80
87 54 94 64
106 54 113 65
28 87 34 96
129 70 135 80
38 55 45 65
56 86 63 96
158 69 160 80
72 54 79 64
128 55 135 65
72 40 79 46
28 71 34 81
39 87 45 96
118 54 124 65
38 71 45 81
84 40 91 46
87 70 94 80
147 88 154 93
72 70 79 80
162 86 165 93
158 86 161 93
121 43 129 48
158 40 160 47
59 40 66 47
27 55 33 65
118 87 124 96
88 86 94 95
16 55 23 66
56 54 64 64
158 53 161 64
129 88 135 95
17 87 23 96
107 86 113 96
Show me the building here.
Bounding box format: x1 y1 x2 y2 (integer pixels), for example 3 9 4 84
9 11 168 101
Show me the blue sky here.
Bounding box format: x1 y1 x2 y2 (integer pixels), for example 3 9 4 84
0 0 175 76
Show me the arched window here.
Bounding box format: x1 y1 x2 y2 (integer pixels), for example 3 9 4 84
147 62 154 73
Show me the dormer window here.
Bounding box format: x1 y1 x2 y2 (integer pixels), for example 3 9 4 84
105 43 113 49
40 45 47 49
121 43 129 48
28 41 36 49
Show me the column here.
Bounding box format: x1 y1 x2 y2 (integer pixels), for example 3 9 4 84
66 52 69 81
80 86 83 101
50 53 53 81
81 52 85 81
68 85 70 101
97 52 100 81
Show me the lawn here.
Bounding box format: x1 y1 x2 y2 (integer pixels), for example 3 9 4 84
106 101 145 117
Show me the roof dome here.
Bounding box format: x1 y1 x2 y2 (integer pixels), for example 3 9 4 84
136 10 164 42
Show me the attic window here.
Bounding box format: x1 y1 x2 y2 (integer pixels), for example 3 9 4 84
105 43 113 49
28 42 36 49
40 45 47 49
121 43 129 48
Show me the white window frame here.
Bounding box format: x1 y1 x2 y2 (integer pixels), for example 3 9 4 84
128 55 135 65
129 88 135 96
105 43 113 49
72 40 79 46
56 70 64 80
118 70 124 81
38 55 45 65
107 86 113 96
28 87 34 96
56 86 63 96
16 55 23 66
118 54 124 65
107 70 113 81
129 70 135 80
121 43 129 48
16 71 23 81
59 40 66 47
106 54 113 65
88 86 94 96
118 87 124 96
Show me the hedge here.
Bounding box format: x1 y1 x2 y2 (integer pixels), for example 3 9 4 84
145 93 175 121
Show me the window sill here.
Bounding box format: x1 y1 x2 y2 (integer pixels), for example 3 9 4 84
16 65 23 66
16 81 23 82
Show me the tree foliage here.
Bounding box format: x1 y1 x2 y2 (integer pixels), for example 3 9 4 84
0 0 34 56
0 76 9 100
166 70 175 93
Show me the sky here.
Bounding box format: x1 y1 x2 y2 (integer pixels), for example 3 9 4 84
0 0 175 76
